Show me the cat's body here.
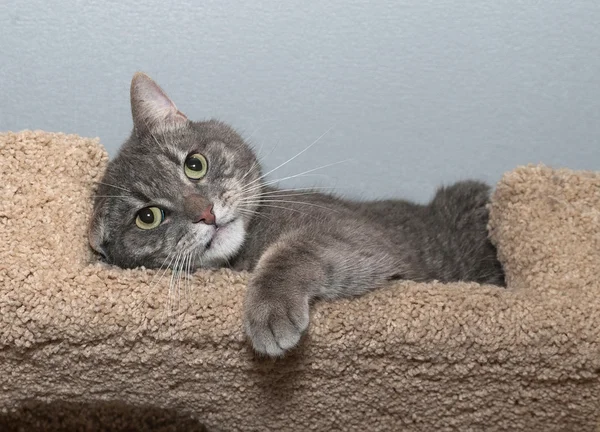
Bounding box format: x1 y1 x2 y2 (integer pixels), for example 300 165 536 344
234 184 503 284
90 73 504 357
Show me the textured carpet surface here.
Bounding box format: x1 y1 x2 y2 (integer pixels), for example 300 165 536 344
0 400 208 432
1 131 599 431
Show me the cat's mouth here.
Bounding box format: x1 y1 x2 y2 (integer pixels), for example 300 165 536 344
204 218 236 250
196 216 245 264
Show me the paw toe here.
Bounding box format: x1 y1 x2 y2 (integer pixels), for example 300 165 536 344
244 298 309 357
270 319 302 351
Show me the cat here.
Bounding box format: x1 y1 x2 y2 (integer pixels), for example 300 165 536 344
89 72 505 357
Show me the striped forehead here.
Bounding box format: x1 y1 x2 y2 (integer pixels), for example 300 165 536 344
110 150 187 202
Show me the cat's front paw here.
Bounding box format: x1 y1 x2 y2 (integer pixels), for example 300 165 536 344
243 287 310 357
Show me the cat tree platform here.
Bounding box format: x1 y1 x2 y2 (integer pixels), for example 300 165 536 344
1 131 599 431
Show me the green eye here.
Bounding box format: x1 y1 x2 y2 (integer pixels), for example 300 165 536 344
135 207 164 230
184 153 208 179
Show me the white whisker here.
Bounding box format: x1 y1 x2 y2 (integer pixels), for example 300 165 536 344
241 159 350 194
238 208 276 223
250 186 345 197
241 199 340 213
241 203 310 216
239 161 260 183
241 188 344 201
185 252 192 304
242 126 335 190
135 251 177 311
239 133 281 183
166 252 183 333
177 253 186 322
240 192 321 201
188 249 202 310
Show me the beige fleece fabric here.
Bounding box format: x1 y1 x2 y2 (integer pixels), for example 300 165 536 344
1 130 599 432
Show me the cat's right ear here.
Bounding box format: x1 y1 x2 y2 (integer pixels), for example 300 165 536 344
130 72 188 137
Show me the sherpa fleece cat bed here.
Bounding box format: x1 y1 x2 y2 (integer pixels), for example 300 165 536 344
1 131 599 431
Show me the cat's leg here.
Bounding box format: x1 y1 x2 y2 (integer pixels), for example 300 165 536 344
243 228 400 357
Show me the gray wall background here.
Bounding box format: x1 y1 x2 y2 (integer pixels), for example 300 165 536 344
1 0 599 201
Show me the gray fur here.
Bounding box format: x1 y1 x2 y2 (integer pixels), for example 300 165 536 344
90 73 505 357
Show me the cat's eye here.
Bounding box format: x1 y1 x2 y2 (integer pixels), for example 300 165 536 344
184 153 208 180
135 206 165 230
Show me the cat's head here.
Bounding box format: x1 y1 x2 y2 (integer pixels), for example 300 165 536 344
89 72 261 269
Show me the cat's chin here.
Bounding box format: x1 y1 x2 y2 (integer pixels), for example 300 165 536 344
199 218 246 266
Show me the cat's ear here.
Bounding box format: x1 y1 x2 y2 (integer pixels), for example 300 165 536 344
130 72 188 137
88 202 108 260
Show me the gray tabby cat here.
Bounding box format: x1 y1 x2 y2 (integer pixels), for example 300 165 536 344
89 72 504 357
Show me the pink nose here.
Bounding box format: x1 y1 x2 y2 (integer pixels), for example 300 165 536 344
184 194 216 225
196 204 215 225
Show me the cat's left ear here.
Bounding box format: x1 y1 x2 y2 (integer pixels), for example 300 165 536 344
88 200 108 260
130 72 188 137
